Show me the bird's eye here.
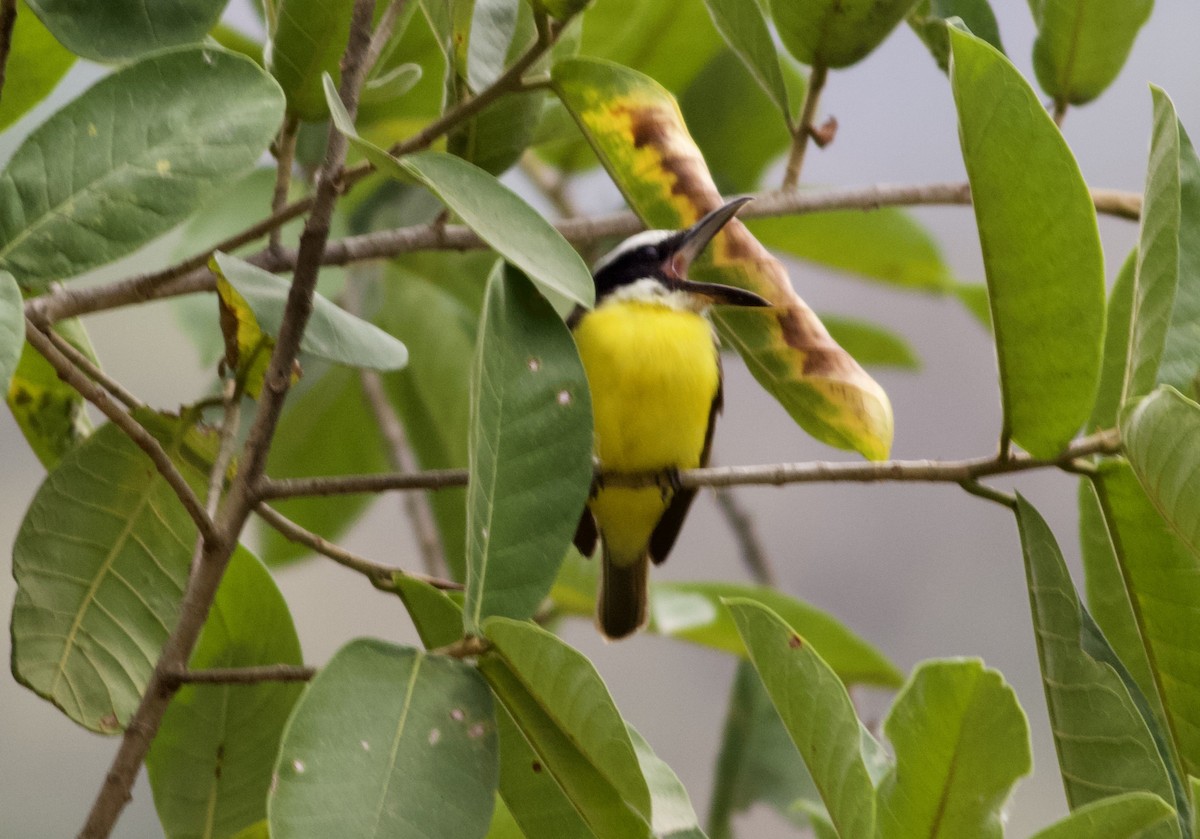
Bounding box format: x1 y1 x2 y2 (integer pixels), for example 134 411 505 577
638 245 658 260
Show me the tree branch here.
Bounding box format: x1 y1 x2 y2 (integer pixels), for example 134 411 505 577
254 502 460 591
164 664 317 685
24 320 217 544
25 182 1143 326
258 429 1121 498
269 115 300 254
77 2 381 835
712 486 777 586
783 61 828 190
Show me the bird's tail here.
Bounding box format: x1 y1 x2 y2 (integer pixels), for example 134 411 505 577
597 547 649 640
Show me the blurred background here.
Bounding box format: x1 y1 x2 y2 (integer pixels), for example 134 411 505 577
2 1 1198 835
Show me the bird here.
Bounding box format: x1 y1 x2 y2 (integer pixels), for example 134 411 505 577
569 197 772 640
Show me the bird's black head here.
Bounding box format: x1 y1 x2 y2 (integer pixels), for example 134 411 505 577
590 198 773 309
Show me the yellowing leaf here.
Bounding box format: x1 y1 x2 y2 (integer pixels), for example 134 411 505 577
552 57 893 459
213 263 293 398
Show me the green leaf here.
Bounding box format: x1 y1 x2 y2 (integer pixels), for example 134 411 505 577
749 207 956 292
0 47 284 293
460 0 520 92
0 1 75 131
231 820 271 839
948 27 1105 457
481 617 652 835
1028 0 1154 107
708 660 819 838
1090 248 1138 431
700 0 792 120
907 0 1005 72
726 599 875 839
0 271 22 390
650 581 902 687
1029 792 1178 839
378 263 481 579
484 795 528 839
679 48 797 194
1015 496 1178 816
1091 457 1200 783
324 76 594 311
463 264 592 631
26 0 227 62
270 640 498 838
11 415 215 732
147 547 304 839
1078 479 1157 706
1125 89 1200 404
770 0 918 68
628 725 708 839
820 316 920 370
267 0 358 119
361 62 424 105
394 577 465 649
260 365 387 565
1123 387 1200 560
877 658 1030 839
6 318 95 467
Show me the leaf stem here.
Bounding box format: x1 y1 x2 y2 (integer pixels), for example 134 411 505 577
783 61 828 190
713 486 777 586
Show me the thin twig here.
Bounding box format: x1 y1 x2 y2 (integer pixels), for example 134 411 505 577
1053 100 1068 128
26 181 1143 326
783 61 828 190
77 3 381 836
165 664 317 685
269 115 300 254
204 378 241 518
712 486 777 586
0 0 17 104
255 502 460 591
363 0 409 74
42 327 142 410
24 320 217 545
258 428 1121 498
520 152 579 218
959 479 1018 509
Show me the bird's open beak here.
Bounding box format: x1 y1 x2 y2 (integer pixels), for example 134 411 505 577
667 197 773 308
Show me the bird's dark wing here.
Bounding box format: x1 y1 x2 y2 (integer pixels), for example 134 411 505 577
648 357 722 565
573 505 598 557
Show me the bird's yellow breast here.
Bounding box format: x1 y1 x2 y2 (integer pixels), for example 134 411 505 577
573 299 720 472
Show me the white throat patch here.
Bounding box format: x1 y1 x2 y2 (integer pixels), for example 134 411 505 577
602 277 708 313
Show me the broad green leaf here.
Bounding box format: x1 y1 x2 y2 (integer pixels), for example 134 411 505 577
362 63 423 105
1125 90 1200 404
210 23 266 66
1029 792 1178 839
1123 387 1200 559
948 28 1104 457
627 725 708 839
378 263 481 579
270 640 498 838
11 415 216 732
481 617 653 835
877 659 1030 839
1078 479 1157 705
907 0 1004 72
1015 496 1177 815
726 599 875 839
553 57 893 460
449 89 546 176
27 0 226 62
821 316 919 370
484 796 527 839
701 0 792 120
260 365 387 566
1090 249 1138 431
324 77 594 311
0 1 75 131
394 577 465 649
680 48 797 194
0 271 22 389
147 547 304 839
749 208 955 292
0 47 284 292
463 265 592 631
6 318 95 467
231 821 271 839
491 692 598 839
651 581 902 687
267 0 357 119
771 0 919 69
212 252 408 372
1028 0 1153 107
1091 458 1200 782
708 660 820 838
460 0 520 93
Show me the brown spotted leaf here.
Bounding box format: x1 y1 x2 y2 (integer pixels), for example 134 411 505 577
552 58 893 459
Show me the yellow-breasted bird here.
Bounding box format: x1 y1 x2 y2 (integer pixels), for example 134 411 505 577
570 198 771 640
